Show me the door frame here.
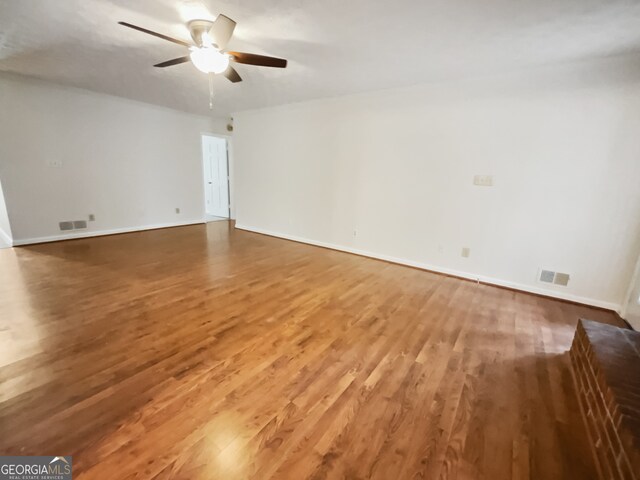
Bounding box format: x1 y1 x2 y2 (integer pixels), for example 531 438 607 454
621 253 640 330
200 132 232 220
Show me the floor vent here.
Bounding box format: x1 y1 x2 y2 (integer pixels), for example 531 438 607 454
539 269 570 286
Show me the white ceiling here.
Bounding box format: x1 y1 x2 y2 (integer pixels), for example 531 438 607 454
1 0 640 117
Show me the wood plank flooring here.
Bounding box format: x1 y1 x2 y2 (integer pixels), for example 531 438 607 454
0 222 623 479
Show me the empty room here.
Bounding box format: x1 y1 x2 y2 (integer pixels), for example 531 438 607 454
1 1 639 479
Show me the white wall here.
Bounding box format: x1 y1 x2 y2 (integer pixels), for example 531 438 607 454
0 73 230 244
233 57 640 310
0 177 12 244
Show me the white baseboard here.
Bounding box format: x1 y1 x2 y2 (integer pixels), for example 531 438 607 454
235 223 620 312
12 219 205 246
0 228 12 247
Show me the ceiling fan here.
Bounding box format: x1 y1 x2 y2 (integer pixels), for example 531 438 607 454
118 14 287 83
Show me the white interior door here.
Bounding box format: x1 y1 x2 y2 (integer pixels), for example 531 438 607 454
202 135 229 218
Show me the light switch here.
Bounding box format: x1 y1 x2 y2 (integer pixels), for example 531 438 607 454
473 175 493 186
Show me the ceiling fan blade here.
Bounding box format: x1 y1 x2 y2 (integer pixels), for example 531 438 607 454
228 51 287 68
209 14 236 49
223 65 242 83
154 56 190 68
118 22 192 47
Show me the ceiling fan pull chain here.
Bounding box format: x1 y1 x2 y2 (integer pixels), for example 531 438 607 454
209 73 215 110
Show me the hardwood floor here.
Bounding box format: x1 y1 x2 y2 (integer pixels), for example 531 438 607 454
0 222 623 479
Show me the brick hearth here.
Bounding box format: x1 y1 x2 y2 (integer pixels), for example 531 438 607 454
570 319 640 480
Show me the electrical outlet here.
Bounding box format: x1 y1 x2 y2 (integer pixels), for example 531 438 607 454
461 247 470 258
437 245 444 254
473 175 493 187
175 207 180 214
88 214 95 221
353 229 357 237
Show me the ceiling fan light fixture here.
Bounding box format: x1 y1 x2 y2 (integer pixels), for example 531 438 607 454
189 46 230 74
119 14 286 87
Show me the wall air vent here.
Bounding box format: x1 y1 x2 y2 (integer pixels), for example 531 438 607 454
539 269 570 286
539 270 555 283
60 220 88 231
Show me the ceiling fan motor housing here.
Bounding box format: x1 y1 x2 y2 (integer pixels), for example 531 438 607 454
188 19 215 47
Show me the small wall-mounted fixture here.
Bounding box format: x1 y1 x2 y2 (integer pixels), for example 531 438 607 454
473 175 493 187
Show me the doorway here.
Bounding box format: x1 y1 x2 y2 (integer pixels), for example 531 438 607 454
202 134 230 221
